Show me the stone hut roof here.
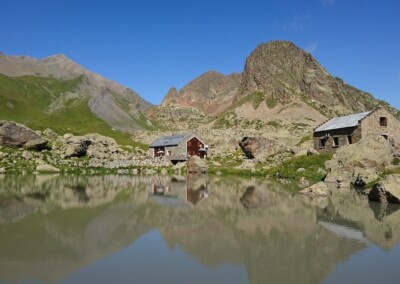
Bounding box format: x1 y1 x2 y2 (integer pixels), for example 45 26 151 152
149 134 193 148
315 111 372 132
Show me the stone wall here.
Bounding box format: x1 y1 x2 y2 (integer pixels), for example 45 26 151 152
360 108 400 148
313 126 359 153
314 108 400 153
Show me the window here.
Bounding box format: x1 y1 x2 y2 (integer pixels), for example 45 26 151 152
319 138 326 149
380 117 387 126
382 135 388 140
347 135 352 145
333 137 339 147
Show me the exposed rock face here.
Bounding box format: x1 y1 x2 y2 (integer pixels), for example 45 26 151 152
161 71 241 116
0 121 48 150
325 136 393 186
187 156 208 174
368 174 400 204
239 137 286 161
236 41 388 117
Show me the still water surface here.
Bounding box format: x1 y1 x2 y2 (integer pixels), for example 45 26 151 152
0 174 399 284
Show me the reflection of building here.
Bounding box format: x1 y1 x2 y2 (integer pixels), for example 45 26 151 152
149 134 208 162
148 176 208 207
187 184 208 206
313 108 400 153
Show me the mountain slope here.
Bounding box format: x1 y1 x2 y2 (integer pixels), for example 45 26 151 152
236 41 394 117
210 41 398 133
0 52 155 132
0 74 145 145
161 71 241 116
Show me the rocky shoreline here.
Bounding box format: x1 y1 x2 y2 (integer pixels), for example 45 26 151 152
2 120 400 206
0 121 181 175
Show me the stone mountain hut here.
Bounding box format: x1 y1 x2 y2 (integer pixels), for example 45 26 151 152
149 134 208 162
313 108 400 153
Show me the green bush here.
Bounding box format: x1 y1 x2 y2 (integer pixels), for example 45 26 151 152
266 97 278 109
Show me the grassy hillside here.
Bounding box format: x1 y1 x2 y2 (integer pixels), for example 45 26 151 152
0 74 145 147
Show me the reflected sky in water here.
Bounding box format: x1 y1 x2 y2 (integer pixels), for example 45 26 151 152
0 174 399 284
62 229 247 284
324 244 400 284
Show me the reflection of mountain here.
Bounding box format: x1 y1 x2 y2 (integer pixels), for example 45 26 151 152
0 175 397 283
312 189 400 250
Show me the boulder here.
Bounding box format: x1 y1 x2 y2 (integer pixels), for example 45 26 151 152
307 148 320 156
64 136 92 157
187 155 208 173
325 136 393 187
22 150 33 160
239 136 286 161
298 182 329 196
368 174 400 204
36 164 60 173
294 149 308 157
0 121 48 150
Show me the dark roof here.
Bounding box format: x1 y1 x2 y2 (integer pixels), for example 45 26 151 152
149 134 193 148
315 111 372 132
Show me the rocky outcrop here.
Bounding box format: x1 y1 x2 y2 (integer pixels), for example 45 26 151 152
187 156 208 174
239 136 286 161
325 136 393 187
0 121 48 150
368 174 400 204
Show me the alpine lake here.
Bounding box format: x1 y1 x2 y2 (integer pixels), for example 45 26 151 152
0 174 399 284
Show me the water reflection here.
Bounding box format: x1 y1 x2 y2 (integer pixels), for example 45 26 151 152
0 175 399 283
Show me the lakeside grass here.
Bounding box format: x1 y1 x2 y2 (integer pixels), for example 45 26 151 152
208 153 333 185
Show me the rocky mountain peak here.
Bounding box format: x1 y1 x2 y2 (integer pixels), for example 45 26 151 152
161 87 179 107
160 70 241 116
236 40 382 116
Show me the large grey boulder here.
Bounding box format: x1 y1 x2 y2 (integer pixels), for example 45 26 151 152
325 136 393 187
239 136 286 161
0 121 48 150
187 155 208 173
368 174 400 204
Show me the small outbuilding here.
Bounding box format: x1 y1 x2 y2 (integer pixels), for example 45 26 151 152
313 108 400 153
149 133 208 161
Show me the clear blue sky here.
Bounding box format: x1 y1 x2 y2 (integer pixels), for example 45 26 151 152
1 0 399 109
